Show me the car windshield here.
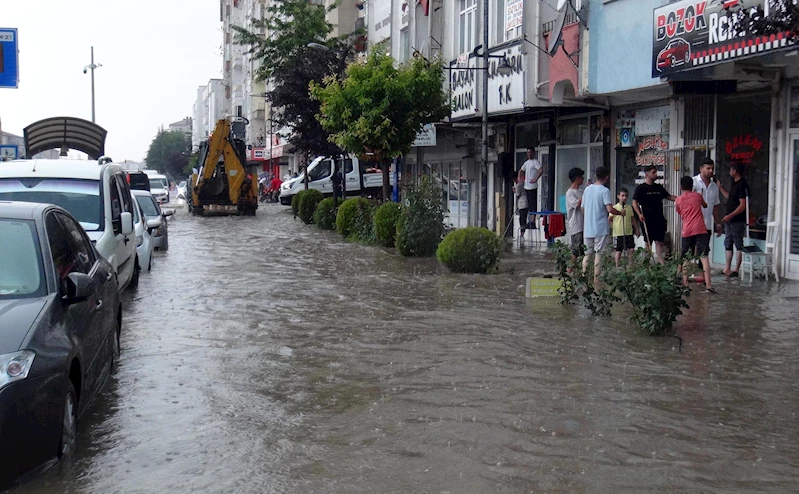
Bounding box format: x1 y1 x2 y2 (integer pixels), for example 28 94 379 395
0 219 46 299
178 181 186 188
0 178 103 231
135 194 160 216
149 179 166 190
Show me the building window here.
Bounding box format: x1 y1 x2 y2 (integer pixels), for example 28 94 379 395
494 0 505 46
459 0 477 55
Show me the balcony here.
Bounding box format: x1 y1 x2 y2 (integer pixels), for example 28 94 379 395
542 11 580 35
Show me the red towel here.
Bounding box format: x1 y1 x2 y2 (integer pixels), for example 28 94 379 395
547 213 566 239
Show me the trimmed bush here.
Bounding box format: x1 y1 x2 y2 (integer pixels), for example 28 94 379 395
298 189 324 224
336 197 371 237
291 191 304 217
436 227 502 274
395 176 445 257
314 197 337 230
373 202 402 247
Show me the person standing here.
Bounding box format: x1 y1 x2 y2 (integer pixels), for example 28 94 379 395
692 158 722 282
676 176 714 292
582 166 625 281
514 177 529 243
518 147 542 228
565 168 585 266
610 188 638 267
633 164 675 264
718 162 750 277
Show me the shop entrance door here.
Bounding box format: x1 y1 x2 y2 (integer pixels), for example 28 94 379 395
786 136 799 279
535 147 550 212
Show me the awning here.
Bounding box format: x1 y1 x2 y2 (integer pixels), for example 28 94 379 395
24 117 107 159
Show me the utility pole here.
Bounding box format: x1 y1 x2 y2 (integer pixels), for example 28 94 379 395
84 47 102 123
480 0 489 228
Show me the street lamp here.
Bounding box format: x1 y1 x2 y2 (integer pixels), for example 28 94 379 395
83 46 102 123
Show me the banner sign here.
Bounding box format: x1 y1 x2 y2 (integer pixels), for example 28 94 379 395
506 0 523 33
652 0 794 78
487 42 526 114
412 123 436 147
0 28 19 88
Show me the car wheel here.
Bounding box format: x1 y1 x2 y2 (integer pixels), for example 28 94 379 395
148 257 152 271
685 51 690 63
161 236 168 251
58 381 78 458
130 257 140 289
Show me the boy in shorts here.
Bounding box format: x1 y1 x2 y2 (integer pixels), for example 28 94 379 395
675 176 714 293
610 188 638 267
565 168 585 267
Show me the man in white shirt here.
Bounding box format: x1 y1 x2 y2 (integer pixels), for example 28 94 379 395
517 147 543 227
692 157 722 236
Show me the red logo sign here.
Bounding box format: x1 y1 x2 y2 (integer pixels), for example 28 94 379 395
656 1 708 42
725 134 763 164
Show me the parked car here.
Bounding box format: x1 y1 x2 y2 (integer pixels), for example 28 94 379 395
133 190 171 251
0 158 139 292
657 38 691 70
132 196 158 272
126 171 150 192
279 156 395 205
0 202 121 486
144 171 169 204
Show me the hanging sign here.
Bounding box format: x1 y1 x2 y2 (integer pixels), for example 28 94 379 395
487 42 525 114
450 55 479 120
412 124 436 147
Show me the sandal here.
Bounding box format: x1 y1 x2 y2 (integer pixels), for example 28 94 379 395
729 271 739 278
705 287 716 293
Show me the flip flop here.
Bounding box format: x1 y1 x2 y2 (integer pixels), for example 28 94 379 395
705 287 716 293
729 271 739 277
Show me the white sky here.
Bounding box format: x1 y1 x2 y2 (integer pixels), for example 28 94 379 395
0 0 223 161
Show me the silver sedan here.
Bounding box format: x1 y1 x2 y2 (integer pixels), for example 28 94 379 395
132 190 172 251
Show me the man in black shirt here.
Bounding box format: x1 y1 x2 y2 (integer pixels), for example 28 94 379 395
633 165 675 264
718 162 750 276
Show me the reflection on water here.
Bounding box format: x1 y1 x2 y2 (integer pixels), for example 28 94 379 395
12 204 799 493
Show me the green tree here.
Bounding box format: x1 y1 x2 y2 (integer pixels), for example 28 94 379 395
311 51 451 200
145 129 190 179
233 1 359 158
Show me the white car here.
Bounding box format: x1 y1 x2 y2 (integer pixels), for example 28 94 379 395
0 158 139 291
176 180 187 201
132 193 159 272
144 171 169 204
134 191 171 251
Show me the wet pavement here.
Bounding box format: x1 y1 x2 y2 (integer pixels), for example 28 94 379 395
12 204 799 493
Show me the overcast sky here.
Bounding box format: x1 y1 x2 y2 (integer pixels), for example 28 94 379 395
1 0 222 161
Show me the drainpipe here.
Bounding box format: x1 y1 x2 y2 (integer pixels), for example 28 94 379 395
768 70 783 274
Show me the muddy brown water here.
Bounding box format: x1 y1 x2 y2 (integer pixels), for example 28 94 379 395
12 204 799 493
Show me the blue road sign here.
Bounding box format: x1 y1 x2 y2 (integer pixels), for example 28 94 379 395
0 145 19 160
0 28 19 89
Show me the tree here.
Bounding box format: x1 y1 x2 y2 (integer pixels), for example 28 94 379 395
145 130 191 179
233 1 359 159
311 51 451 200
728 0 799 41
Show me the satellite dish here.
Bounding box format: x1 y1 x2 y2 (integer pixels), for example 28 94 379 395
549 0 570 56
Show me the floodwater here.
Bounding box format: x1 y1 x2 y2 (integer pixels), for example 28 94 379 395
12 204 799 493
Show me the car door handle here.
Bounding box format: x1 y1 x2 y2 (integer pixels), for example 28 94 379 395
95 300 103 311
106 272 113 281
124 236 130 244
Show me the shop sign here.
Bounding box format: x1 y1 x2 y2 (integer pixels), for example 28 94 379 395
251 146 283 161
724 133 764 164
635 135 668 166
487 42 525 114
652 0 794 78
525 277 563 298
450 55 479 119
506 0 523 32
412 123 436 147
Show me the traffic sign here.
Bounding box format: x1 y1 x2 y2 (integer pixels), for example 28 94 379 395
0 145 19 160
0 28 19 89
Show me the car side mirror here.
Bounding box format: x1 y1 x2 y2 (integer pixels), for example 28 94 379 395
146 218 162 230
162 208 174 218
62 272 95 305
121 212 134 236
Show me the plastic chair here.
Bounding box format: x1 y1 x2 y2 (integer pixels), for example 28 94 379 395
741 221 779 283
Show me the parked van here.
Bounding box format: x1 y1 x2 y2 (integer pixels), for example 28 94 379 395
143 170 169 203
0 158 139 291
279 156 394 205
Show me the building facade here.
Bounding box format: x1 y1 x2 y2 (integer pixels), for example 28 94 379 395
168 117 193 141
192 79 226 151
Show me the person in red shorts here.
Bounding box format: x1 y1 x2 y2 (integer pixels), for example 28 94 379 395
675 176 714 293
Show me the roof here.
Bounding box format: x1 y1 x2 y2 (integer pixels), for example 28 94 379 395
24 117 107 159
0 201 48 221
0 159 117 180
130 189 155 197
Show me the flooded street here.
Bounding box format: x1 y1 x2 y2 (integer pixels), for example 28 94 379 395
14 205 799 494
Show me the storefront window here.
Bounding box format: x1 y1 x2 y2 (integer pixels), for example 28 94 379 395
560 118 589 145
556 147 587 212
615 106 670 196
716 92 770 239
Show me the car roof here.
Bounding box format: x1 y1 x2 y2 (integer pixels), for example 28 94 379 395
0 159 120 181
0 200 52 221
131 189 156 197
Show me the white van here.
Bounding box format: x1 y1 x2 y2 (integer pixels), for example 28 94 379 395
0 159 139 291
279 156 394 205
144 170 169 203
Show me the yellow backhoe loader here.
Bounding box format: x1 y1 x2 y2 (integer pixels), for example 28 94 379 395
189 119 258 216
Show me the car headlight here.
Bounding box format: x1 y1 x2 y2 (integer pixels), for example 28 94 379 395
0 351 35 390
156 226 165 236
136 235 144 247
